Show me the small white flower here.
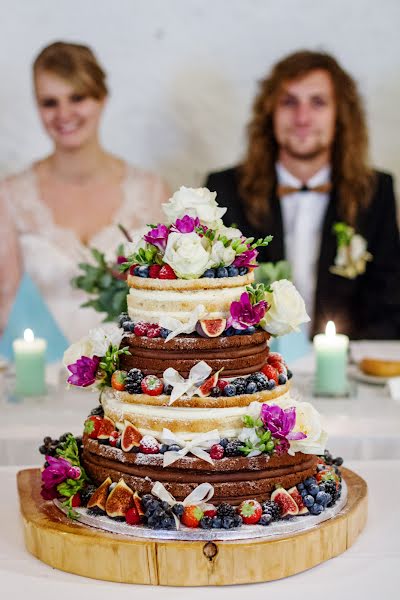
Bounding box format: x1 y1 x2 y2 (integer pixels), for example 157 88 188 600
162 186 226 229
331 225 372 279
207 240 236 268
163 231 212 279
63 323 124 368
260 279 310 337
124 227 148 257
216 225 243 240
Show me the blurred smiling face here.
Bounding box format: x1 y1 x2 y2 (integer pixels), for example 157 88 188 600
273 69 336 161
35 70 105 150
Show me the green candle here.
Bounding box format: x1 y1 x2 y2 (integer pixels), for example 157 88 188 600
313 321 349 396
13 329 47 396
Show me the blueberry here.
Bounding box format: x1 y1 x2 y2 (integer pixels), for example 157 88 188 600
278 373 287 385
267 379 276 390
325 493 332 505
308 484 320 497
202 268 215 278
128 321 136 332
159 327 170 339
223 384 237 397
39 444 47 455
227 265 239 277
315 491 329 506
135 265 149 278
172 503 184 517
318 483 326 492
122 320 132 332
243 326 256 335
297 482 305 491
259 513 272 526
216 267 229 278
301 489 308 498
219 438 229 448
212 517 222 528
287 369 293 380
200 516 213 529
310 503 323 515
222 516 235 529
116 437 122 449
163 384 173 395
304 477 317 487
233 514 243 527
303 495 315 508
245 381 258 394
160 517 175 530
225 327 236 337
159 444 169 454
334 457 343 466
238 267 248 276
167 444 181 452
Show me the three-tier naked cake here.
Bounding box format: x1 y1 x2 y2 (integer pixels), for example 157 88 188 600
39 186 344 532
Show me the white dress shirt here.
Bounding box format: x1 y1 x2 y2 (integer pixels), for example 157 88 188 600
276 162 331 332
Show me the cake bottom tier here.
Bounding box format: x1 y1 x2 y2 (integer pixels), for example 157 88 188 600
82 439 318 504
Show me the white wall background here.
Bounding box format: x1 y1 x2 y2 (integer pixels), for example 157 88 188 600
0 0 399 198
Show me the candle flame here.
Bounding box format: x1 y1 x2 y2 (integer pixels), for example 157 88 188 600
24 328 34 342
325 321 336 337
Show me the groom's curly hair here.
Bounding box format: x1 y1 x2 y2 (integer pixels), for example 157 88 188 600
239 50 376 227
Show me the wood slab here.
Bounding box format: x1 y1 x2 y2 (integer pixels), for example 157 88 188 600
17 467 367 586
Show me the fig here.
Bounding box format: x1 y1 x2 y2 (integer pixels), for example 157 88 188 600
105 478 134 517
195 318 226 338
121 420 142 452
97 416 116 440
197 368 224 397
133 491 145 521
288 486 308 514
87 476 112 511
271 486 299 517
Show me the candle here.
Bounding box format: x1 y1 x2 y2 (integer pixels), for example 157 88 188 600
13 329 47 396
313 321 349 395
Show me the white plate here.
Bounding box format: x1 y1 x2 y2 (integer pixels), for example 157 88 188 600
348 364 388 385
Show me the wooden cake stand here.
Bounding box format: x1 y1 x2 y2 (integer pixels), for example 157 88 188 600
17 467 367 586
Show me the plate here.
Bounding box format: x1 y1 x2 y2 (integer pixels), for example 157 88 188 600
348 364 388 385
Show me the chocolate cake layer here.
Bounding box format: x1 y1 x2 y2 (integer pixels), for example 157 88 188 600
120 330 270 377
82 439 318 504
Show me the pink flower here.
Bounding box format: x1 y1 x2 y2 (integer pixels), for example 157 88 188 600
67 356 100 387
233 248 258 268
117 255 127 264
227 292 267 330
144 224 169 251
171 215 200 233
41 455 81 490
260 404 306 442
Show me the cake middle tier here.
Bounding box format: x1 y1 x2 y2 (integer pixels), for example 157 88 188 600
120 330 270 377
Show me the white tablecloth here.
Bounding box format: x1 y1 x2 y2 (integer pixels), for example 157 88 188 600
1 460 398 597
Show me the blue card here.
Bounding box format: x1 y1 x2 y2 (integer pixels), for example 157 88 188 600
0 272 69 363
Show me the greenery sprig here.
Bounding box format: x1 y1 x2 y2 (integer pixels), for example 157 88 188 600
240 415 276 455
56 435 89 519
98 343 130 388
332 222 354 247
246 283 271 304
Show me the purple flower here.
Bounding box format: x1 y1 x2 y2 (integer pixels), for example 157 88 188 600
227 292 267 330
171 215 200 233
67 356 100 387
41 455 80 490
233 248 258 268
144 224 169 251
41 485 59 500
117 255 127 264
260 404 306 441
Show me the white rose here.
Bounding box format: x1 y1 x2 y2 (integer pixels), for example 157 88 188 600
273 396 328 456
163 231 211 279
124 227 148 257
260 279 310 337
207 240 236 268
63 337 94 367
88 324 124 356
216 224 243 240
162 186 227 229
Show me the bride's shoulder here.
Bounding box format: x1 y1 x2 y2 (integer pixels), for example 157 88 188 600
0 164 37 200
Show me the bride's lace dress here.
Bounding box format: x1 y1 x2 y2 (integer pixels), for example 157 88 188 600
0 164 169 341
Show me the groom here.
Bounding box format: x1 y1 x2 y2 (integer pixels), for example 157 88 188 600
205 50 400 339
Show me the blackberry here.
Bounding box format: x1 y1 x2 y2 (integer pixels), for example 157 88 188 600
200 516 213 529
118 312 130 328
238 267 248 276
225 439 244 457
141 494 155 509
231 378 247 395
80 484 97 506
210 386 222 397
334 456 343 466
261 500 280 521
43 436 52 445
249 372 269 391
324 481 338 507
217 503 235 518
39 444 47 455
233 514 243 527
89 405 104 417
125 368 144 394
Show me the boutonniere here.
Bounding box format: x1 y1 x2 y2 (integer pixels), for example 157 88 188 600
330 222 373 279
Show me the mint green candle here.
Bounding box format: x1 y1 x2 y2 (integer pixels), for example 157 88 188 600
13 329 47 396
313 321 349 396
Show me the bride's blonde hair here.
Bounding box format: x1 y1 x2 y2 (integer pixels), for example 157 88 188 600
33 41 108 100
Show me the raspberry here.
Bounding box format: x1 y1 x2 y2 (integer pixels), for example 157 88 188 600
204 508 217 518
125 506 141 525
134 322 150 336
139 435 160 454
129 264 138 275
158 265 177 279
261 364 279 384
146 326 161 338
141 375 164 396
209 444 225 459
217 379 229 391
149 264 162 278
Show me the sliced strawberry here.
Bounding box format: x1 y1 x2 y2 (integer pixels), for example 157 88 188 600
111 370 127 391
149 264 162 278
237 499 262 524
141 375 164 396
261 364 279 384
158 264 177 279
182 505 204 528
84 415 102 439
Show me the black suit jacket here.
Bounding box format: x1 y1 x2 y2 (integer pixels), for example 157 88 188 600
205 167 400 339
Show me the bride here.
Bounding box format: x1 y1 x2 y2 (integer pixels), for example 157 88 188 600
0 41 170 341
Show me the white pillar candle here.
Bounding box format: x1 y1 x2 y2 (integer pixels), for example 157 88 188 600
313 321 349 395
13 329 47 396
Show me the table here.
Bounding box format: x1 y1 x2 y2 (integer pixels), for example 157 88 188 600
1 460 398 597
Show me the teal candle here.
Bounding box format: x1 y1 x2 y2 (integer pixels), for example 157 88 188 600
13 329 47 396
313 321 349 395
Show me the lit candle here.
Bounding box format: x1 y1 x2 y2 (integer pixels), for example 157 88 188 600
12 329 47 396
313 321 349 396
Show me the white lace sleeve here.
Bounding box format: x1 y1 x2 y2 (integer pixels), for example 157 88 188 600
0 179 22 333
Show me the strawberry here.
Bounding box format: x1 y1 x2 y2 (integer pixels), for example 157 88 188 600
181 505 204 528
111 370 127 391
149 264 162 278
237 499 262 524
129 264 138 275
146 325 161 338
139 435 160 454
71 493 81 508
210 444 225 459
158 264 177 279
141 375 164 396
268 352 284 364
84 415 102 439
134 322 150 336
125 505 141 525
261 364 279 384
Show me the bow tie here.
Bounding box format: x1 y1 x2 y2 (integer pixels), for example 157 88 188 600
277 182 332 198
